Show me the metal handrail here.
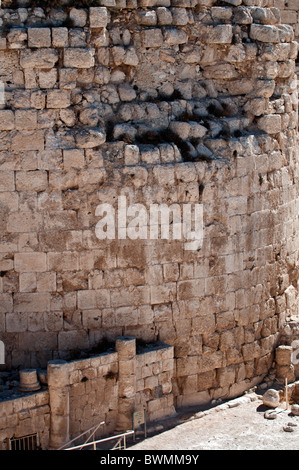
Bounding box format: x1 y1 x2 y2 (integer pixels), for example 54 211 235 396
64 430 135 450
58 421 105 450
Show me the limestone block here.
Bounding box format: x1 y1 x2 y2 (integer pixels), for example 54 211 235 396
158 143 176 163
169 121 190 140
203 63 239 79
124 144 140 165
15 252 47 273
69 8 88 27
257 114 281 134
177 279 205 300
118 83 137 102
206 25 233 44
28 28 51 48
233 6 253 24
136 10 157 25
14 292 50 313
52 27 68 47
217 365 236 388
89 7 109 28
20 49 58 69
189 122 208 139
47 90 70 109
171 7 189 25
11 130 45 151
140 145 160 164
211 6 233 21
156 7 172 25
63 149 85 169
7 28 27 49
250 24 280 43
47 252 79 272
64 48 95 69
262 388 280 408
75 128 106 149
0 110 14 131
116 336 136 360
224 0 242 5
38 69 57 89
276 345 292 366
142 28 163 48
15 110 37 130
164 28 188 45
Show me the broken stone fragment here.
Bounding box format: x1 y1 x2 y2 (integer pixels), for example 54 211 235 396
262 388 280 408
264 410 277 419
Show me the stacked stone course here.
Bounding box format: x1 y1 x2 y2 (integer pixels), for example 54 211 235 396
0 0 298 433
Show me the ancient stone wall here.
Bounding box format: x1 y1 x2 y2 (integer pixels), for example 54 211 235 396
275 0 299 41
0 337 175 449
0 0 298 413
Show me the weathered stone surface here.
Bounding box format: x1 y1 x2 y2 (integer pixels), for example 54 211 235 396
20 49 58 69
262 389 280 408
0 1 298 446
75 128 106 148
63 48 95 68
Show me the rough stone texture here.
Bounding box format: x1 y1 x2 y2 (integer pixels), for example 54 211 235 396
262 388 280 408
0 0 298 448
0 338 174 449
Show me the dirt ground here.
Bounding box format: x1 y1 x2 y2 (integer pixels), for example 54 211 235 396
128 391 299 451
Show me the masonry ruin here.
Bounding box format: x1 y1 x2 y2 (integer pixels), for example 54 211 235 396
0 0 298 450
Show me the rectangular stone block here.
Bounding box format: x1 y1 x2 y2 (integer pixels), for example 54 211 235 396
0 293 13 313
47 90 71 109
14 292 50 312
89 7 109 27
28 28 51 48
7 212 43 233
15 252 47 273
0 110 15 131
15 110 37 130
48 252 79 272
142 28 163 48
64 48 95 69
20 49 58 69
250 24 280 43
52 27 69 47
206 24 233 43
15 170 48 192
63 149 85 169
257 114 281 134
0 171 15 192
11 130 45 152
177 279 205 300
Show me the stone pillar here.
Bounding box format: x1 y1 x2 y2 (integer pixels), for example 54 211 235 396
47 360 70 449
115 336 136 432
